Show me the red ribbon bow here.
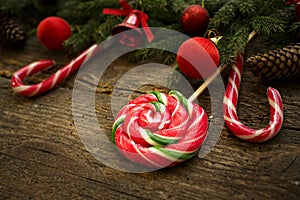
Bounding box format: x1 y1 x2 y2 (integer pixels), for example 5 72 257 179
103 0 154 43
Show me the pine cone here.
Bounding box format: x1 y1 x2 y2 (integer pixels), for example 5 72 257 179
246 43 300 81
0 12 27 48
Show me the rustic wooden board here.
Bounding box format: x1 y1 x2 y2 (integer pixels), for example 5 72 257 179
0 36 299 199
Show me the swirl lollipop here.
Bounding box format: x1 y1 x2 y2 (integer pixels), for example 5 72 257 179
112 90 208 168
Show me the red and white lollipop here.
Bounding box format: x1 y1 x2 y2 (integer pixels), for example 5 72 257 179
112 90 208 168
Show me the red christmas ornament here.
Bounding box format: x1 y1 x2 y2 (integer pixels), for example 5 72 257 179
176 37 220 79
37 16 72 51
180 5 210 36
103 0 154 46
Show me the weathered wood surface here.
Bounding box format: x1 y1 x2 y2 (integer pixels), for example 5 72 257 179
0 36 299 199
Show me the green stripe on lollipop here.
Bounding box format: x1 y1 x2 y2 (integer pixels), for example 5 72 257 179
145 129 179 146
111 116 125 145
152 146 199 160
169 90 193 117
150 101 166 113
150 91 167 105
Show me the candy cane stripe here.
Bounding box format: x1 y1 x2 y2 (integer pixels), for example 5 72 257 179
223 115 242 126
268 98 283 119
27 62 39 75
13 85 31 93
30 84 42 97
232 64 241 81
51 71 61 88
11 45 99 97
228 78 239 96
223 54 283 142
223 97 237 114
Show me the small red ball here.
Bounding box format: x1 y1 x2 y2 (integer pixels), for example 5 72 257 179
180 5 210 36
37 16 72 51
176 37 220 79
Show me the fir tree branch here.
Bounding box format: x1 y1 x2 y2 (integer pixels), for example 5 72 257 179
205 0 229 14
255 0 287 17
208 0 237 29
0 0 31 14
94 16 122 43
234 0 256 17
289 22 300 37
128 34 183 64
219 26 251 65
63 19 99 55
252 16 286 35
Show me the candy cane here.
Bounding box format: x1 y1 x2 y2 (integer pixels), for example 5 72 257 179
112 90 208 168
223 54 283 142
11 44 98 97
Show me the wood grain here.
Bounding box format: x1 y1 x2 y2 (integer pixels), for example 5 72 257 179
0 36 299 199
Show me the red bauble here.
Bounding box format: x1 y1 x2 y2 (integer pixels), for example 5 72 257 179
180 5 210 36
176 37 220 79
37 16 72 51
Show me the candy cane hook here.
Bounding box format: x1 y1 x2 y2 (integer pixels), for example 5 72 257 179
223 54 283 142
11 44 98 97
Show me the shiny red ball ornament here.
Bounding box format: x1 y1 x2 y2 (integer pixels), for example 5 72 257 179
37 16 72 51
180 5 210 36
176 37 220 79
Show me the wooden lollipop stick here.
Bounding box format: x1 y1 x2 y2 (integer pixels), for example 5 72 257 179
188 63 228 102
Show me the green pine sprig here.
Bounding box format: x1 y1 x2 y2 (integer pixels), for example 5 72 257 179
1 0 298 65
208 0 298 65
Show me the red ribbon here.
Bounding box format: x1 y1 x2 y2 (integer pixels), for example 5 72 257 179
103 0 154 43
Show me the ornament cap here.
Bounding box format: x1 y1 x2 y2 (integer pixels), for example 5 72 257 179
209 36 223 45
205 29 223 45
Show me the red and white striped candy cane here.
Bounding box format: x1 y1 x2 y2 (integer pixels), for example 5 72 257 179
11 44 98 97
223 54 284 142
